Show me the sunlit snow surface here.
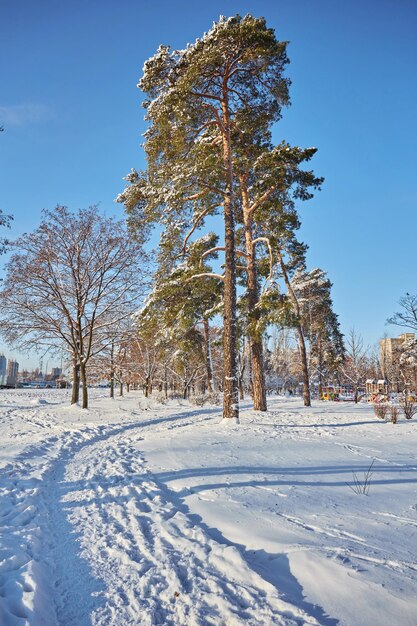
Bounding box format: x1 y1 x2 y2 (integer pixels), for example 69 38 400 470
1 389 416 625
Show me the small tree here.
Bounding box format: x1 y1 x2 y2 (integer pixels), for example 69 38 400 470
0 206 148 408
342 329 369 402
293 268 345 398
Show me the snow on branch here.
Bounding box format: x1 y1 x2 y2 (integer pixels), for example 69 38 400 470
181 204 218 254
189 272 225 282
252 236 273 287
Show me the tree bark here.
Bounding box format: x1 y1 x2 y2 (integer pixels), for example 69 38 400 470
221 93 239 420
203 318 214 393
277 248 311 407
110 340 115 399
71 356 80 405
296 325 311 407
239 175 267 411
80 361 88 409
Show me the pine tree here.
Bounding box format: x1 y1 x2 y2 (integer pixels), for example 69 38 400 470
118 15 290 420
235 141 322 409
136 234 222 394
293 268 345 398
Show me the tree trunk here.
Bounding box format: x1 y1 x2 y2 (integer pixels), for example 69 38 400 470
203 318 214 393
80 361 88 409
164 364 168 399
71 357 80 405
119 382 123 397
221 95 239 420
238 376 244 400
277 248 311 407
110 340 115 399
296 325 311 407
240 175 267 411
247 338 254 398
354 386 359 403
317 335 324 400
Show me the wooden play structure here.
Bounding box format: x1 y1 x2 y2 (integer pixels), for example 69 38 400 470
320 386 340 401
366 379 388 402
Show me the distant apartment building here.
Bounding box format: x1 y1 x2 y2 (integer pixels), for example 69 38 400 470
380 333 416 387
380 333 415 363
6 360 19 387
51 367 62 379
379 333 416 371
0 354 6 385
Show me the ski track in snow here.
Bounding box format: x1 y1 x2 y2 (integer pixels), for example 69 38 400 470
0 398 319 626
1 392 417 625
52 432 317 626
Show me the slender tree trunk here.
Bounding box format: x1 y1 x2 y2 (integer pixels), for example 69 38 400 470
110 340 115 399
240 175 267 411
317 335 324 400
203 318 214 393
247 338 254 398
119 382 123 397
164 364 168 399
221 94 239 420
71 356 80 404
238 374 245 400
296 326 311 407
80 361 88 409
277 248 311 407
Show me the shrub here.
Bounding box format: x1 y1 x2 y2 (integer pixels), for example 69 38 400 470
189 391 221 407
389 404 398 424
399 394 417 420
155 391 168 405
373 402 389 420
189 395 205 407
347 459 375 495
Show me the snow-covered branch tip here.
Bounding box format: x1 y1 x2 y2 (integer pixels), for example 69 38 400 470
252 236 274 288
181 204 217 255
189 272 225 282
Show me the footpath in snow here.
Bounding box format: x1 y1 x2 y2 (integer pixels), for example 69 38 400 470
1 389 417 625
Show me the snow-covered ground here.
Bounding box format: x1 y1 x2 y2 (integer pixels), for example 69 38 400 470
1 390 416 626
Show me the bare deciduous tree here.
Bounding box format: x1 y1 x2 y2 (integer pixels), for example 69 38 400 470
342 329 369 402
388 293 417 332
0 205 148 407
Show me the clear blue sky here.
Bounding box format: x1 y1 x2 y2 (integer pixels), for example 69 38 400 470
1 0 416 368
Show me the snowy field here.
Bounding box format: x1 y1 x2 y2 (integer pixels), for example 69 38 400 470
1 389 417 626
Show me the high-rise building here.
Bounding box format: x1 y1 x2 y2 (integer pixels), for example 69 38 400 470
0 354 6 386
51 367 62 379
6 360 19 387
380 333 416 374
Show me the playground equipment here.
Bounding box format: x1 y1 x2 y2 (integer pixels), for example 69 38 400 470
320 386 340 401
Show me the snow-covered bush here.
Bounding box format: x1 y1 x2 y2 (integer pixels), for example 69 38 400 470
189 395 206 407
155 391 168 405
373 403 389 420
390 404 399 424
399 395 417 420
189 392 221 407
